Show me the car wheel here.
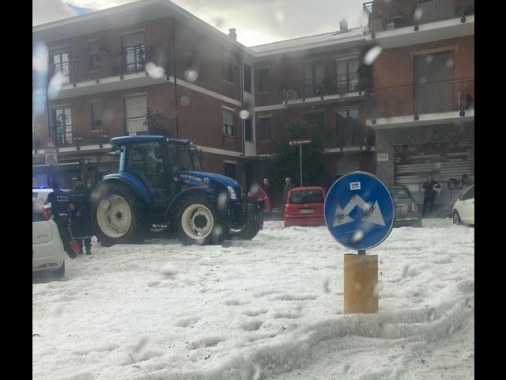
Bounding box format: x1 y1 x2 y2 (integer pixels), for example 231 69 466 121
91 182 150 247
452 210 462 225
177 195 225 245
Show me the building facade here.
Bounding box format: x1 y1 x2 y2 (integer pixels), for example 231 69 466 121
32 0 474 213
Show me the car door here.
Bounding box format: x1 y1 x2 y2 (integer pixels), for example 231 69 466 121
459 185 474 224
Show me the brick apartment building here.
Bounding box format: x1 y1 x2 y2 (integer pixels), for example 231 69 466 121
32 0 474 214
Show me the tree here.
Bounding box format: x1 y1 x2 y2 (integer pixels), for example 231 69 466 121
267 119 325 187
144 108 168 135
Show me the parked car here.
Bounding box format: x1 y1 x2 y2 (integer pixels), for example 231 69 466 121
452 184 474 226
388 185 422 228
284 186 327 227
33 198 66 279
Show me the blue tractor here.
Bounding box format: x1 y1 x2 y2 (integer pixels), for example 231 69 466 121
91 135 262 246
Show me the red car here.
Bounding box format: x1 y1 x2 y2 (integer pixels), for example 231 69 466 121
283 186 327 227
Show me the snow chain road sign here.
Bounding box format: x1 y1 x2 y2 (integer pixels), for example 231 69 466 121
324 171 394 251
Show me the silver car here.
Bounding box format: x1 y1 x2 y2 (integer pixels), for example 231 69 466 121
33 198 66 279
452 185 474 226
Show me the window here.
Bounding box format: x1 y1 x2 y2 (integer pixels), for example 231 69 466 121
91 101 103 131
50 49 70 84
222 55 234 83
122 32 145 73
124 95 147 135
88 41 100 71
244 117 253 142
259 67 270 92
223 109 234 136
243 63 252 93
259 116 271 141
52 106 72 146
224 162 236 180
414 50 453 114
336 109 359 148
336 57 359 92
303 61 324 98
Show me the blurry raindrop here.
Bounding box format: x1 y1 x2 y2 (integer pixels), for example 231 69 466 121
350 230 364 243
47 71 65 99
160 263 178 277
413 7 423 22
275 11 285 23
364 45 382 65
424 54 433 64
33 42 48 115
185 69 199 82
145 61 165 78
212 224 224 240
33 42 48 72
217 192 228 211
180 96 190 106
445 58 454 68
239 110 250 119
362 202 373 214
417 76 427 85
249 182 260 196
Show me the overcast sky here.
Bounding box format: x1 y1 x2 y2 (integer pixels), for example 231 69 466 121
32 0 366 46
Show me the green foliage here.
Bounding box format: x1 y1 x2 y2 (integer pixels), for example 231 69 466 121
144 108 167 131
267 119 325 187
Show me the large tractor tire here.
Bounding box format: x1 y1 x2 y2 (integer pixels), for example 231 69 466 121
176 195 226 246
226 200 261 241
91 182 150 247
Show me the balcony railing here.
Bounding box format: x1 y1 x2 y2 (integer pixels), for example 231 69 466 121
363 0 474 34
45 45 172 88
44 117 176 150
281 73 371 104
365 77 474 120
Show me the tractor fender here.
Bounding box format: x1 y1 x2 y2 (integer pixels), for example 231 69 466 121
97 173 152 205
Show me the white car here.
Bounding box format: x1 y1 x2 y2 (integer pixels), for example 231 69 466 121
33 199 66 279
451 184 474 226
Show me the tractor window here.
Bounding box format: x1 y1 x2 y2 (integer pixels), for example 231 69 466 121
124 142 164 187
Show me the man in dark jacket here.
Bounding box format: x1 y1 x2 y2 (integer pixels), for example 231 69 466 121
45 181 75 258
69 177 93 255
422 175 441 216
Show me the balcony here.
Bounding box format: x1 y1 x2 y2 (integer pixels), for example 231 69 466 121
364 77 474 128
34 117 176 153
281 72 371 106
42 45 173 99
363 0 474 35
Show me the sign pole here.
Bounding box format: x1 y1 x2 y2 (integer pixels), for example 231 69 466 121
299 144 303 186
288 139 312 187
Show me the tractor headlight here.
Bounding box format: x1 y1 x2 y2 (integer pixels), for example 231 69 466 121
227 186 238 200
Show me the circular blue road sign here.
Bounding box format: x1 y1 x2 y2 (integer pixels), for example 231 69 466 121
324 171 395 251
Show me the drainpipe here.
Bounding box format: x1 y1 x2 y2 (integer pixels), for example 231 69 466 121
171 18 179 138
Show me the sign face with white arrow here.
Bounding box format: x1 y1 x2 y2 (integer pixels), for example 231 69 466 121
289 139 311 146
324 171 394 251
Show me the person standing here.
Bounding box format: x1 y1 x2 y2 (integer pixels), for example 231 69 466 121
262 178 273 217
248 184 271 229
45 181 76 258
283 177 294 204
69 177 93 255
422 175 441 216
